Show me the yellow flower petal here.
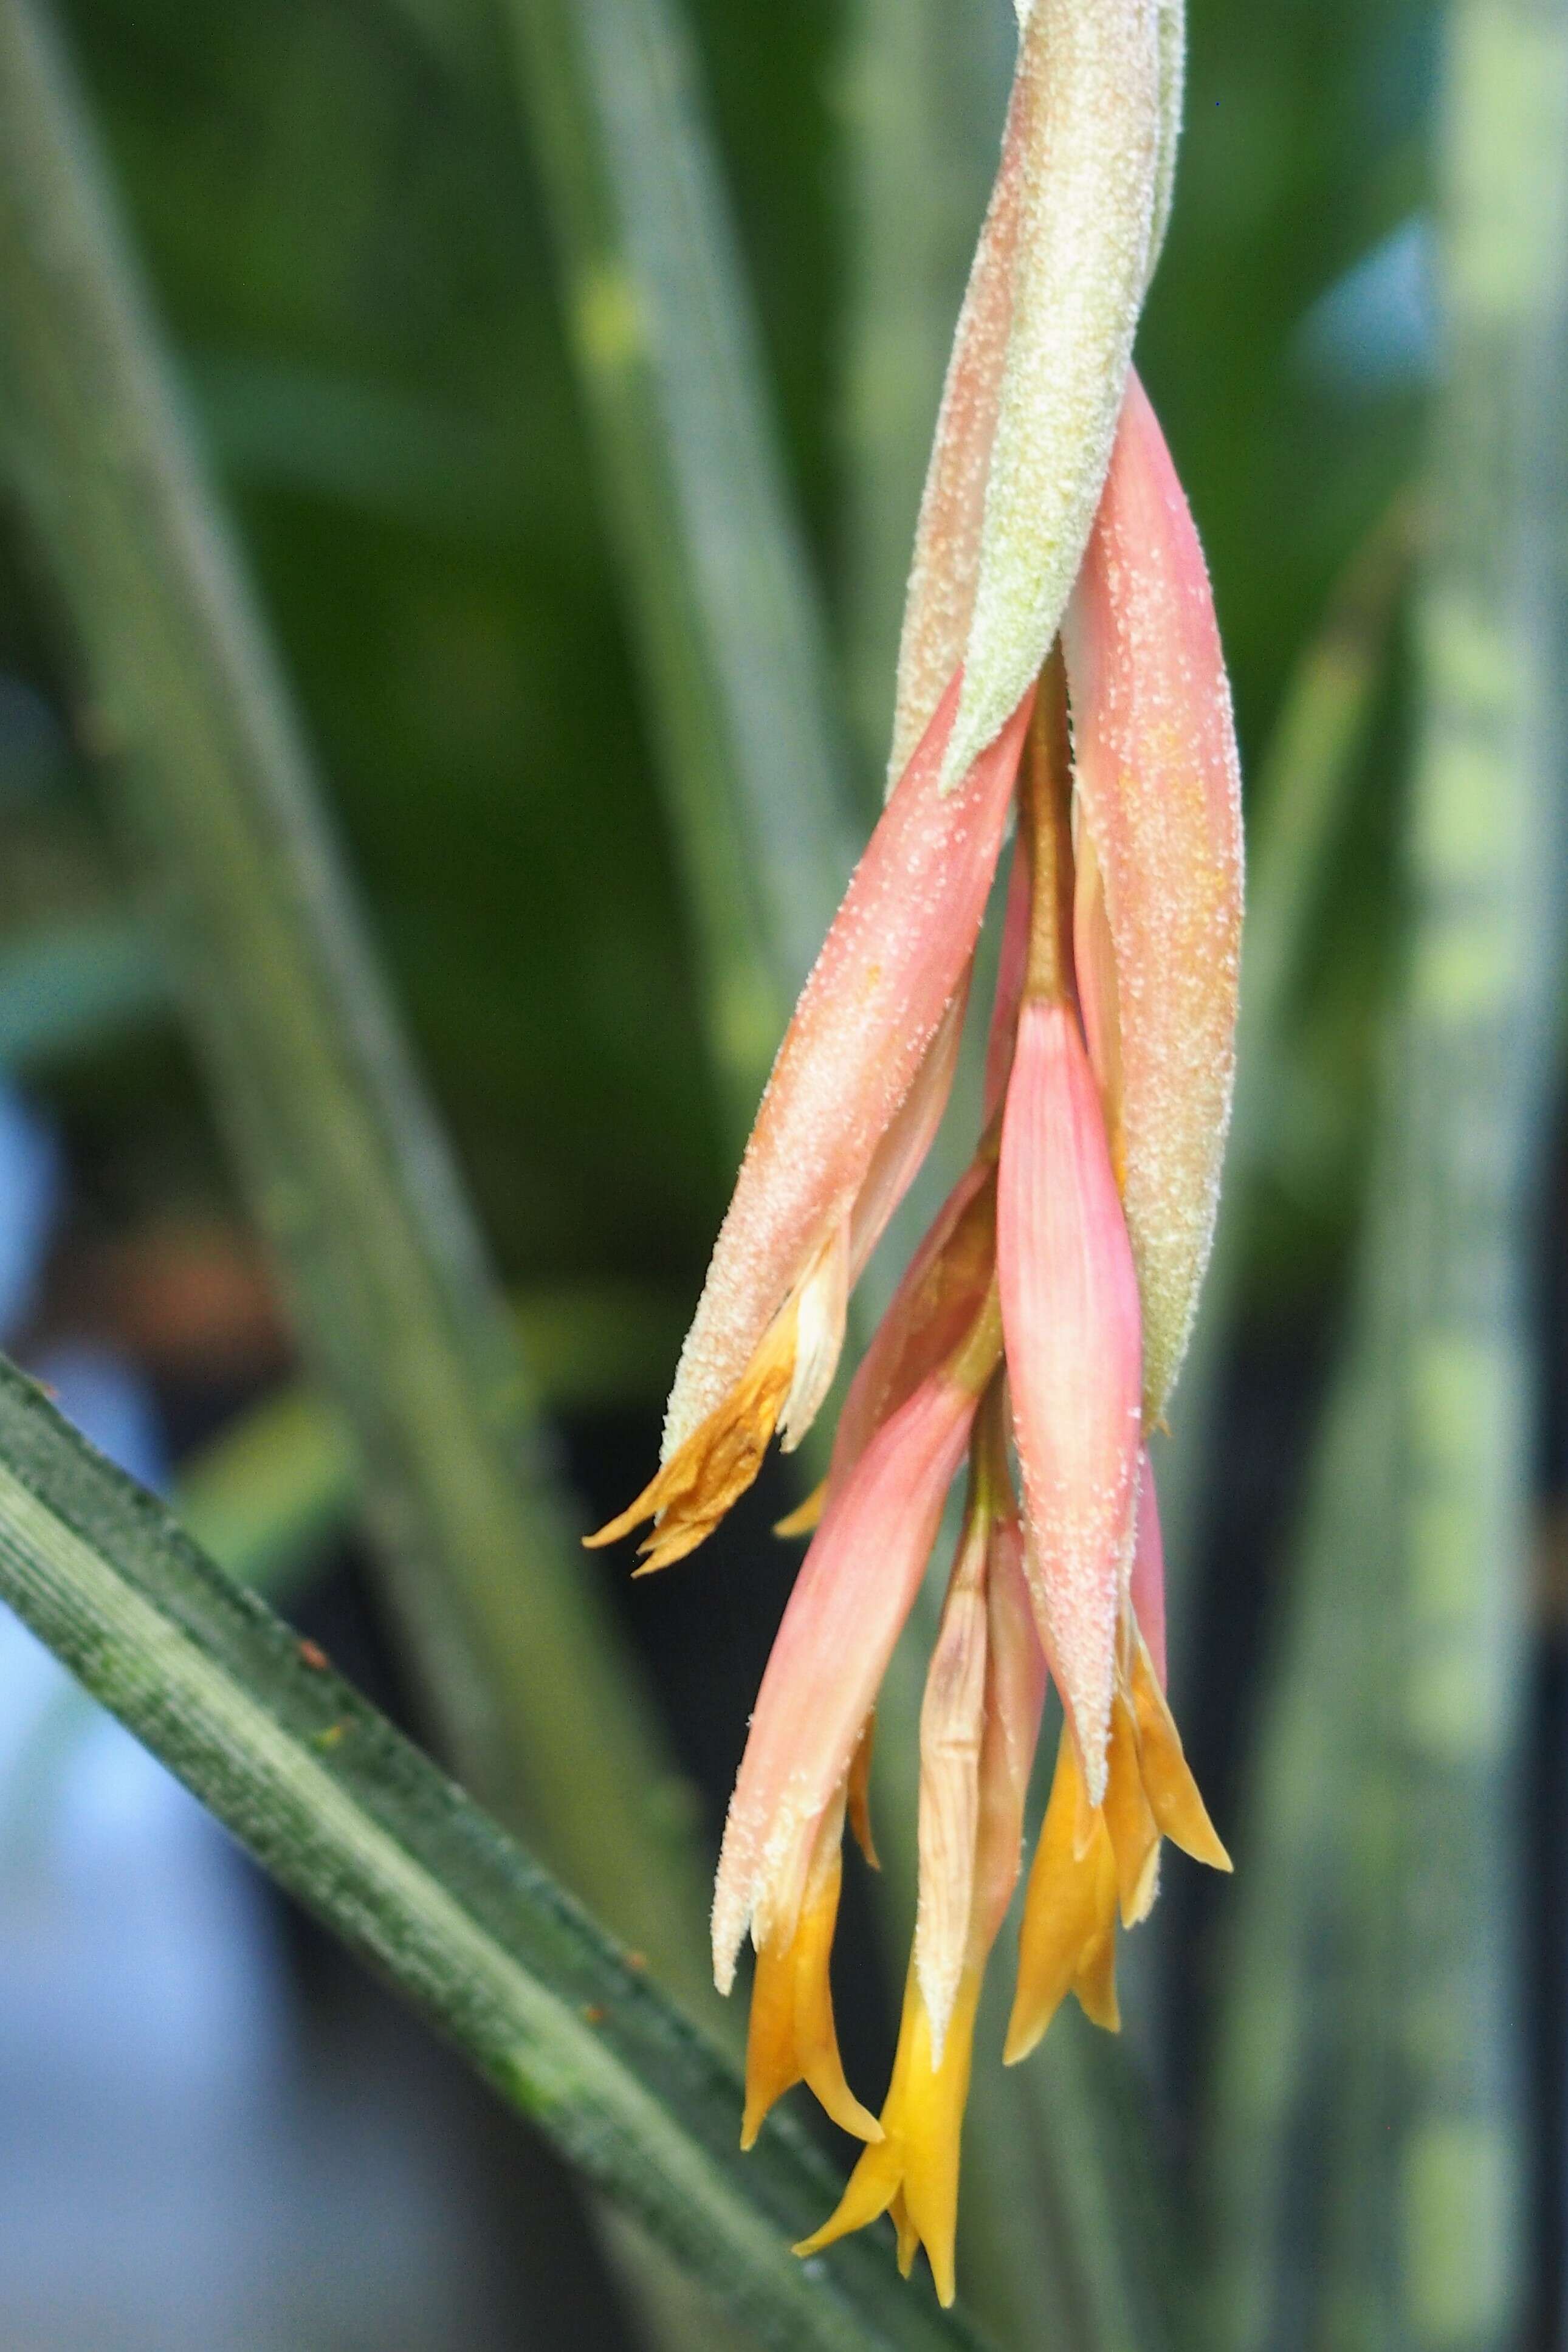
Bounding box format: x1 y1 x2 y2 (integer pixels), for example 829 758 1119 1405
1128 1637 1232 1871
847 1716 880 1872
1004 1729 1120 2063
773 1479 827 1539
1102 1690 1161 1926
741 1844 882 2150
585 1305 797 1572
795 1969 982 2310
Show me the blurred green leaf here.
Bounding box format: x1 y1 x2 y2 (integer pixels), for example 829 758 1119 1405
1203 5 1568 2343
0 0 715 2026
1156 493 1417 1648
190 349 531 541
176 1379 350 1592
0 1353 997 2352
505 0 862 1129
0 913 166 1068
1201 1192 1401 2348
1367 5 1568 2339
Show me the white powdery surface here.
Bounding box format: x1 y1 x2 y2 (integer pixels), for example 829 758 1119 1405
662 686 1023 1462
887 57 1026 789
710 1375 976 1990
940 0 1163 793
999 1002 1144 1803
712 1770 824 2000
1150 0 1188 274
1064 372 1243 1423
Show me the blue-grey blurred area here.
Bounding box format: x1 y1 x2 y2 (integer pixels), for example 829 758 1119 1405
0 1620 492 2352
0 1092 549 2351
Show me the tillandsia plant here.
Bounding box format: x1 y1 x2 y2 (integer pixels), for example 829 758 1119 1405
591 0 1242 2305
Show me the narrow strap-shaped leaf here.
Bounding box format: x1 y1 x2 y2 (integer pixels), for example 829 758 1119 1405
1155 497 1416 1655
1206 3 1568 2342
1380 1 1568 2337
0 0 713 2015
1201 1194 1401 2347
0 1355 994 2352
506 0 861 1124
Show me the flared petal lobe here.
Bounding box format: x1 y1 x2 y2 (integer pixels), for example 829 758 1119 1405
741 1789 882 2150
998 1000 1143 1800
712 1369 981 1993
1004 1729 1121 2061
796 1967 982 2308
1064 371 1243 1422
1005 1611 1231 2066
664 677 1032 1464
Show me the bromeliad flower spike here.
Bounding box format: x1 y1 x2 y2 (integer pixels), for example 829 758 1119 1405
588 0 1242 2306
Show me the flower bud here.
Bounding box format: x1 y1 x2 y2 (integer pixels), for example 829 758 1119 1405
890 1 1166 793
999 999 1143 1798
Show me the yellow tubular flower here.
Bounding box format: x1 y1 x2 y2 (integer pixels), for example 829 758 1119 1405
741 1792 881 2150
796 1969 983 2309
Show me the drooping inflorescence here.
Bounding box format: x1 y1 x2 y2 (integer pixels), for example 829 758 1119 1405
589 0 1241 2305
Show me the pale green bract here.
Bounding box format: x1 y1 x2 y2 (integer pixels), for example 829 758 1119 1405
887 1 1175 797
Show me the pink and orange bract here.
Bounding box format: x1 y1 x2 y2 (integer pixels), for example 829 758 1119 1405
592 0 1242 2305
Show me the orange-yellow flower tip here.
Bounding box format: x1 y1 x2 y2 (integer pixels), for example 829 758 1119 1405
1129 1638 1231 1873
794 1969 980 2309
847 1718 881 1872
1006 1645 1228 2064
1103 1691 1161 1927
740 1862 882 2151
629 1519 719 1579
1072 1924 1121 2035
792 2170 897 2268
890 2189 920 2280
585 1309 798 1566
774 1480 828 1539
1004 1727 1120 2064
1001 2014 1040 2069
